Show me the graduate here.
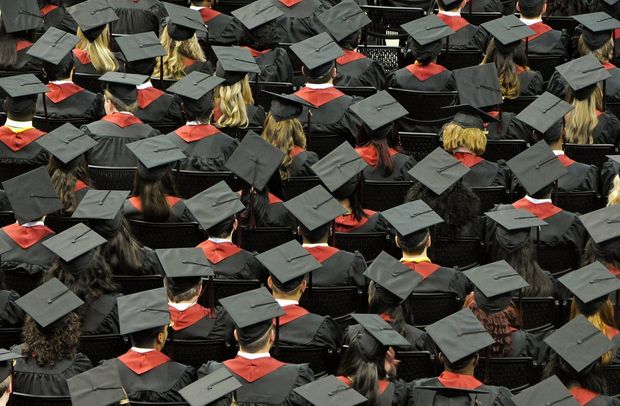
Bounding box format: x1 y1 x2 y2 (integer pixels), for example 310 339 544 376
580 205 620 276
107 0 167 35
39 0 78 34
190 0 244 46
0 349 23 405
0 242 25 328
67 363 130 406
435 0 480 51
517 0 569 58
0 1 44 72
270 0 330 44
294 375 368 406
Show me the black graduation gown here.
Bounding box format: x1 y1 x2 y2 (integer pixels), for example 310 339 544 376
288 148 319 177
399 323 426 350
272 0 329 43
122 196 192 223
402 261 471 300
167 124 238 172
0 289 24 328
40 4 78 33
83 113 160 167
437 14 479 51
35 82 104 123
601 158 620 201
182 59 214 77
304 245 367 288
453 152 510 189
196 240 265 281
168 304 232 341
12 41 44 72
337 376 409 406
548 63 620 103
555 154 600 193
245 47 294 84
593 112 620 149
195 7 244 45
460 0 503 12
80 293 120 336
517 68 545 96
388 63 455 92
334 50 386 89
0 225 57 277
409 375 515 406
0 127 49 166
108 0 167 35
278 304 342 351
524 22 569 58
570 388 620 406
484 111 535 144
356 146 417 181
135 86 183 128
509 329 548 363
334 210 387 234
108 350 196 403
243 194 297 228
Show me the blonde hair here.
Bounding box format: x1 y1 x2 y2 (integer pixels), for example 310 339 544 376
564 86 602 145
570 299 616 365
261 113 307 180
76 25 118 74
153 26 205 80
214 76 253 128
442 123 487 156
608 175 620 206
578 35 614 63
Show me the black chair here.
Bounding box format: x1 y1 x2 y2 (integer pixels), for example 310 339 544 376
130 402 188 406
334 86 377 98
564 143 617 168
9 393 71 406
3 269 39 296
127 219 205 249
72 72 103 93
396 351 437 382
0 211 15 227
536 244 581 274
213 0 252 14
79 334 131 365
388 88 458 122
357 45 403 72
408 292 460 327
87 166 136 190
471 186 508 214
112 274 164 295
299 286 365 318
251 82 295 111
334 232 389 263
528 55 568 81
307 134 352 159
483 139 528 162
513 296 560 330
363 180 413 211
282 176 321 200
360 5 425 43
501 96 537 115
198 279 262 307
0 163 43 185
437 49 483 71
542 16 578 36
428 238 484 270
475 357 535 392
0 328 22 349
225 126 263 141
237 227 295 253
44 216 85 234
273 346 333 377
553 191 601 214
398 132 441 162
173 170 242 199
461 12 503 26
150 77 177 91
32 116 91 132
604 364 620 396
164 339 234 368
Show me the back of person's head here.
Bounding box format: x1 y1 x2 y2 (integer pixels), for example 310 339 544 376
397 229 429 255
131 169 177 222
100 217 144 275
154 26 205 80
0 21 17 70
543 353 608 394
269 273 305 297
302 62 335 84
214 78 251 128
207 215 236 238
5 95 37 121
564 85 602 145
410 40 442 66
183 93 214 123
482 40 524 100
578 35 614 63
76 25 118 74
367 281 409 334
299 223 330 244
262 113 306 181
442 122 487 156
356 123 399 177
333 175 367 222
237 324 274 352
584 237 620 271
47 157 89 215
104 89 138 114
125 58 157 77
518 0 546 18
608 175 620 206
241 20 281 51
22 313 81 367
130 325 166 348
339 31 361 51
463 294 516 357
45 53 75 82
166 276 202 302
438 0 464 11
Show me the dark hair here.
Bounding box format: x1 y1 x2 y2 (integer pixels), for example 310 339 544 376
584 237 620 270
334 176 368 222
242 20 281 51
44 54 74 82
356 124 400 177
47 157 89 215
339 31 361 51
207 215 235 238
131 325 165 348
464 294 518 357
299 222 330 243
410 40 442 66
239 185 270 227
100 218 145 275
518 0 545 18
0 22 18 70
397 229 429 254
238 324 273 352
131 170 179 222
440 352 477 372
532 183 554 199
5 95 37 120
303 62 335 84
543 354 608 395
22 313 81 367
368 282 408 335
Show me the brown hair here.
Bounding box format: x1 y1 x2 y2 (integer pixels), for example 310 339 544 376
261 113 306 181
481 40 522 100
578 35 614 63
464 293 519 357
22 313 81 367
564 86 602 145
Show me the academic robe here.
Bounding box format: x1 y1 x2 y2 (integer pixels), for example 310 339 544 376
198 356 314 406
196 239 265 281
72 48 120 75
167 124 238 172
10 41 43 72
460 0 503 12
401 260 471 300
517 67 545 96
0 224 57 277
593 112 620 149
379 314 426 351
356 145 416 181
548 62 620 103
473 21 568 58
80 293 120 336
484 111 535 144
272 0 330 44
242 193 296 228
123 195 192 223
107 246 163 276
278 303 342 351
83 112 160 167
35 82 104 123
509 328 550 364
334 210 387 234
107 349 196 403
195 7 244 45
288 146 319 177
108 0 167 35
601 158 619 201
168 304 232 341
0 126 49 166
453 152 510 189
40 4 78 34
245 47 294 84
334 50 386 89
388 62 455 92
304 245 367 288
569 388 620 406
337 376 409 406
437 13 480 51
0 289 24 328
182 58 213 77
135 86 183 128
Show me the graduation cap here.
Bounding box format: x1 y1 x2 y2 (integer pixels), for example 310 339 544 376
67 0 119 42
480 15 534 48
232 0 283 30
264 91 315 122
256 240 322 291
425 308 495 363
27 27 79 65
67 364 126 406
2 166 62 224
319 0 371 43
99 72 149 104
311 142 367 195
0 0 43 34
16 278 84 328
485 207 547 252
157 247 214 296
42 223 107 275
294 375 367 406
224 131 285 191
212 46 262 86
167 72 224 101
290 32 344 71
115 31 167 63
185 181 245 230
0 349 23 382
573 12 620 50
437 0 464 9
36 123 97 168
219 287 285 343
441 104 499 130
163 2 207 41
363 251 423 304
506 140 567 196
408 147 470 195
282 185 347 232
516 92 573 142
544 315 614 373
348 314 411 357
578 204 620 245
381 200 444 240
179 367 242 406
401 14 454 52
558 261 620 305
349 90 408 137
464 260 529 314
555 55 611 100
72 190 130 238
453 64 504 109
0 74 48 98
117 287 170 336
126 135 187 181
511 375 579 406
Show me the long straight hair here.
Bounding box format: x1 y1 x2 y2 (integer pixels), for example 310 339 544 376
153 27 205 80
261 113 307 181
76 25 118 73
564 86 602 145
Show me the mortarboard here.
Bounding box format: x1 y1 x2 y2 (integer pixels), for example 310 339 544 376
349 90 408 135
578 204 620 245
67 364 126 406
506 140 567 196
408 147 470 195
16 278 84 328
348 314 411 357
264 91 315 122
0 74 48 98
212 46 262 86
485 207 547 252
224 131 285 191
480 15 534 47
36 123 97 167
402 14 454 51
117 287 170 336
232 0 283 30
453 64 503 109
99 72 149 104
381 200 444 238
437 0 465 9
157 247 214 279
185 181 245 230
179 368 242 406
464 260 529 314
511 375 579 406
42 223 107 275
573 12 620 50
516 92 573 140
164 2 207 41
600 0 620 4
282 185 347 232
441 104 498 130
72 190 130 238
290 32 344 71
167 72 224 101
68 0 119 42
295 375 367 406
115 31 167 63
0 349 23 382
363 251 423 303
319 1 371 43
558 261 620 304
555 55 611 100
0 0 43 34
257 240 322 290
311 142 367 194
2 167 62 224
27 27 79 65
126 135 186 181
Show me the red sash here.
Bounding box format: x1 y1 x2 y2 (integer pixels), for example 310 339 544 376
224 356 286 382
337 376 389 394
437 371 484 389
453 152 484 168
175 124 221 142
405 63 447 82
16 40 32 52
243 46 271 58
615 29 620 40
279 304 310 326
47 82 84 104
40 4 59 16
74 180 88 192
605 62 617 71
336 50 367 66
570 387 599 406
609 265 620 277
279 0 303 7
268 193 282 204
556 154 576 168
118 350 170 375
72 48 91 65
605 325 620 339
380 313 393 323
512 198 562 221
128 196 181 212
524 21 552 42
401 261 441 280
291 145 305 158
355 146 398 167
137 87 164 109
0 127 46 151
199 7 221 23
101 113 143 128
304 245 339 263
335 209 376 232
437 14 470 32
294 87 344 108
183 57 198 68
2 223 54 249
169 304 212 330
197 240 242 264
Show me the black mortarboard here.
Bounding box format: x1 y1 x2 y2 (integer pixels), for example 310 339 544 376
16 278 84 328
480 15 534 47
402 14 454 49
257 240 321 290
485 207 547 252
453 64 503 109
349 90 408 134
290 32 344 71
295 375 367 406
438 0 463 8
164 2 207 41
573 12 620 50
72 190 130 238
381 200 444 238
67 364 125 406
0 74 48 98
282 185 347 231
265 91 315 122
555 55 611 100
408 147 470 195
544 315 614 373
311 142 367 194
600 0 620 4
232 0 283 30
464 260 529 314
36 123 97 167
558 262 620 304
512 375 579 406
115 31 167 63
579 205 620 245
442 104 499 130
68 0 118 42
219 287 284 343
2 167 62 224
167 72 224 101
126 135 186 181
516 92 573 140
506 141 567 196
425 309 495 363
363 251 423 303
42 223 107 275
99 72 149 104
27 27 79 65
0 0 43 33
319 0 371 43
350 314 411 349
157 247 214 279
0 349 23 382
185 181 245 230
179 368 242 406
117 287 170 336
224 131 285 191
212 46 262 86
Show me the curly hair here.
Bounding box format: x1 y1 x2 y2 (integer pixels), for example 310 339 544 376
241 20 281 50
214 77 253 128
22 313 81 367
153 26 206 80
261 113 307 181
47 158 89 215
442 123 488 156
608 175 620 206
464 293 518 357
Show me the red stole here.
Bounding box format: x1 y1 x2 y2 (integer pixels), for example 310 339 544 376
72 48 91 65
336 376 389 394
512 198 562 221
437 371 484 389
304 245 339 263
101 113 143 128
169 303 212 330
609 265 620 277
453 152 484 168
197 240 242 264
437 13 470 32
380 313 393 322
605 62 617 71
183 57 198 68
355 146 398 167
279 304 310 326
199 7 221 23
224 356 286 382
405 63 447 82
268 193 282 204
243 46 271 58
291 145 305 158
0 127 46 151
294 87 345 108
570 387 599 406
47 82 84 104
336 50 367 66
615 29 620 40
175 124 221 142
16 40 32 52
40 4 59 16
401 261 441 280
556 154 576 168
2 223 54 249
605 325 620 338
74 180 88 192
137 87 164 109
118 350 170 375
279 0 303 6
524 21 552 41
334 209 376 232
128 196 181 212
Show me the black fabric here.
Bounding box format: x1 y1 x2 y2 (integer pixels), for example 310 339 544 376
0 228 57 277
167 130 239 172
278 311 342 351
0 290 25 327
36 88 105 123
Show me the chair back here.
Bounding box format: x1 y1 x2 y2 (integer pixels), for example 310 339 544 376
9 393 71 406
361 5 425 42
483 139 528 162
501 96 537 114
398 132 440 162
512 297 560 331
396 351 437 382
363 180 412 211
32 116 92 132
437 49 483 71
471 186 508 214
283 176 321 200
237 227 295 253
127 219 204 249
528 55 567 81
553 191 601 214
79 334 131 365
299 286 365 318
0 163 43 185
307 134 352 159
564 143 616 168
173 170 242 199
0 211 15 227
475 357 535 392
251 82 295 111
461 12 503 26
72 73 103 93
428 238 483 270
536 244 581 274
44 216 86 234
112 274 164 295
0 328 22 350
334 232 389 263
273 345 333 377
198 279 262 307
388 88 458 121
604 364 620 396
407 292 460 327
334 86 377 98
163 339 234 368
87 166 136 190
357 45 403 72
